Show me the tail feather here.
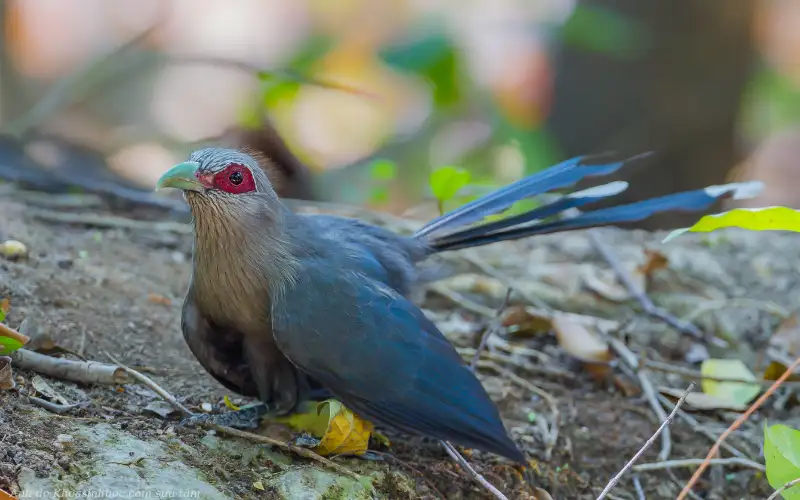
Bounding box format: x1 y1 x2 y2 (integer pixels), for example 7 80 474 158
415 154 639 239
428 181 763 252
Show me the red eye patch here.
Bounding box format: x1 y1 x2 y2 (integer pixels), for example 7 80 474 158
213 163 256 194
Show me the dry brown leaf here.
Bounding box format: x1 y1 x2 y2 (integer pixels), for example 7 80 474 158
533 488 554 500
552 316 612 364
770 313 800 356
502 306 553 337
638 248 670 277
581 265 645 303
0 356 14 390
658 387 748 412
32 375 69 404
528 263 584 294
148 293 173 306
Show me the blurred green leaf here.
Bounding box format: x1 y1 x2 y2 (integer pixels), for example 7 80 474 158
560 5 647 59
379 32 462 107
0 336 23 356
370 159 397 181
764 423 800 499
430 166 471 204
741 68 800 141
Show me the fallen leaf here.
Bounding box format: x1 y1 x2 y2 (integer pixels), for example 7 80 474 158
770 313 800 357
764 423 800 500
638 249 669 277
252 481 265 491
581 265 641 302
701 359 761 406
552 316 611 365
658 387 748 412
533 488 555 500
0 357 14 390
143 400 178 419
223 395 241 411
0 488 18 500
147 293 172 306
32 375 69 405
502 306 553 337
277 399 373 456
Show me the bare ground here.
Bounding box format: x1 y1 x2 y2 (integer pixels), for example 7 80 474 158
1 192 798 499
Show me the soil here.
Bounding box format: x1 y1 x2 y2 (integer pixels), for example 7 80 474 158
1 192 797 499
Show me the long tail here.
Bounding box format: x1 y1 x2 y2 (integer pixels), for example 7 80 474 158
417 155 763 253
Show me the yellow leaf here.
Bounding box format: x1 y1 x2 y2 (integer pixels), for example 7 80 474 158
700 359 761 406
663 205 800 242
252 481 264 491
316 400 373 456
223 395 240 411
276 399 373 456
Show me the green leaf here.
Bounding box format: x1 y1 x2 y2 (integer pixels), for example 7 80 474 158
430 166 471 204
663 203 794 243
0 336 23 355
764 423 800 499
369 159 397 181
700 359 761 406
560 5 648 60
379 32 462 107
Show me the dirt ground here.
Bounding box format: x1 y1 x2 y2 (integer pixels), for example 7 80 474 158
1 190 799 499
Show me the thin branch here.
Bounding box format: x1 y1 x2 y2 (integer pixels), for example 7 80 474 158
471 288 512 371
441 441 508 500
105 352 191 416
678 354 800 499
596 383 693 500
587 230 725 347
633 457 764 473
609 338 672 461
767 477 800 500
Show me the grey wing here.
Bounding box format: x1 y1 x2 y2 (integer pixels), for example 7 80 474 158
270 260 524 462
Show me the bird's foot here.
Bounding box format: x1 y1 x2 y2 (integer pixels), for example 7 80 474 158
178 403 270 429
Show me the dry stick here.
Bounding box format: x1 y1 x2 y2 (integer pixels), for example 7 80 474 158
631 475 645 500
633 457 764 473
471 288 513 371
12 349 128 385
587 230 725 348
767 477 800 500
441 441 509 500
609 338 672 461
677 354 800 499
596 383 694 500
104 352 360 481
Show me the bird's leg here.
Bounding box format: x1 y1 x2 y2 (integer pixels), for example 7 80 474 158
178 403 271 429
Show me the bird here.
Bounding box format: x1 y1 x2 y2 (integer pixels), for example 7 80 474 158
156 147 761 464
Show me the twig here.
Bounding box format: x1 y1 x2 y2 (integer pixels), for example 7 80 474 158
645 359 800 388
655 394 748 459
471 288 512 371
12 349 128 385
427 282 496 318
0 322 31 345
105 352 361 481
210 425 361 480
480 361 560 459
587 230 724 347
27 209 191 234
596 383 693 500
441 441 508 500
633 457 764 472
632 475 645 500
27 396 88 415
678 354 800 499
767 477 800 500
608 338 672 461
104 352 191 416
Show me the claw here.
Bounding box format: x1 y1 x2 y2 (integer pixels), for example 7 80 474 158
178 403 270 429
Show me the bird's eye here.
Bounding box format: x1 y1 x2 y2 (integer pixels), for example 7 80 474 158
213 163 256 194
229 171 243 185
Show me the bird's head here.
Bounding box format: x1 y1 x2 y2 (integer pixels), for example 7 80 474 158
155 147 273 199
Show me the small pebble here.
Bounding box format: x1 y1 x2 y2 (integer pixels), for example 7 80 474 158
200 402 213 413
0 240 28 261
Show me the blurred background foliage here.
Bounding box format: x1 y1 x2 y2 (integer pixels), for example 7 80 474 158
1 0 799 224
